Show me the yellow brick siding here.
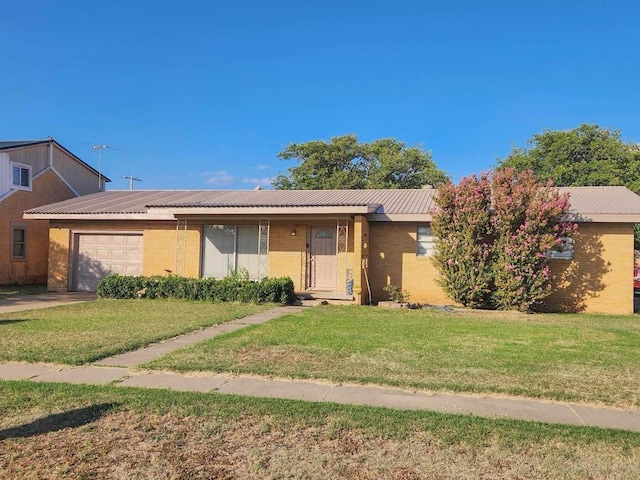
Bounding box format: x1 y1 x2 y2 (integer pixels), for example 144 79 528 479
267 221 308 291
369 223 449 304
0 170 74 285
143 224 201 278
544 223 634 314
48 227 71 291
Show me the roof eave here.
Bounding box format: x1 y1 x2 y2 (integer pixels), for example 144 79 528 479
150 205 372 215
564 213 640 223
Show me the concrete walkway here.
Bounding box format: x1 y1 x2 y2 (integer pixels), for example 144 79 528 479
0 292 96 314
0 302 639 432
94 306 305 367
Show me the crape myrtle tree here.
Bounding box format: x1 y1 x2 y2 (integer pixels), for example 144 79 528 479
431 174 494 308
272 134 449 190
491 169 577 311
432 168 577 312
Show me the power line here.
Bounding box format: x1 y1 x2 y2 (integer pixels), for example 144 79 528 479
122 175 142 190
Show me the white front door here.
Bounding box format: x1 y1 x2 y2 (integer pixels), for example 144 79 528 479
310 227 336 290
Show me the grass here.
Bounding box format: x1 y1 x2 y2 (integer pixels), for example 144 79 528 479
0 299 270 364
0 381 638 479
0 283 48 299
146 305 640 409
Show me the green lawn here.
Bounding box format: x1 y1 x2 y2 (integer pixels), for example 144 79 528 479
146 305 640 408
0 381 638 479
0 299 270 365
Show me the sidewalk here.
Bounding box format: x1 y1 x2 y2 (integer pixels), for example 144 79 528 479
1 361 639 432
0 304 639 432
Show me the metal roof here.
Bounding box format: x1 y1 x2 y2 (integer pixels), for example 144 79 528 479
22 186 640 222
24 189 436 215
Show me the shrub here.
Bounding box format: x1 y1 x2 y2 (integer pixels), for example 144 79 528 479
97 274 296 305
383 284 410 303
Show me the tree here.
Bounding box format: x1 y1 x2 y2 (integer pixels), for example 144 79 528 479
431 174 494 308
490 169 577 311
431 169 576 312
272 134 448 190
497 124 640 247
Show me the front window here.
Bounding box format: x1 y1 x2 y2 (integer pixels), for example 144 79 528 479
202 224 264 279
417 225 435 257
12 164 31 189
11 225 27 260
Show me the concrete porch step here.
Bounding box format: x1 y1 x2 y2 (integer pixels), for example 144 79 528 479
296 290 355 301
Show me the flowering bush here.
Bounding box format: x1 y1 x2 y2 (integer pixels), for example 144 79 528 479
432 168 577 311
432 174 494 308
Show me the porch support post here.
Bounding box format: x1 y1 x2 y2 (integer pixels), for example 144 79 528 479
258 219 270 280
353 215 370 305
337 219 349 294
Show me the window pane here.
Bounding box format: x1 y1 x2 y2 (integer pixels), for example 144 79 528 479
417 225 435 256
13 228 25 242
202 225 236 278
12 166 20 185
21 167 30 187
236 225 259 279
12 228 26 258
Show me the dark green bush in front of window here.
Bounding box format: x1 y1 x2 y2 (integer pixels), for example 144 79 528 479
96 274 296 305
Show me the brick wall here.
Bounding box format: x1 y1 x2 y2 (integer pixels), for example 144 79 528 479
368 222 449 305
1 170 74 285
544 223 634 314
267 220 308 290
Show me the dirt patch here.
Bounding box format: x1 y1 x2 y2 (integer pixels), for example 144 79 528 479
1 410 638 479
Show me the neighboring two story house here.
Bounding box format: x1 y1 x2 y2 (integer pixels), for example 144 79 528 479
0 139 108 285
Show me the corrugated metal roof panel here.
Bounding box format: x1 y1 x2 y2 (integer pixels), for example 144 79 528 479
559 186 640 215
23 186 640 219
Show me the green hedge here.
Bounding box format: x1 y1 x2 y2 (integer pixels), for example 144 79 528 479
96 274 297 305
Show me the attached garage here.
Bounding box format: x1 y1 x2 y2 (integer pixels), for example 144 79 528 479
72 233 142 291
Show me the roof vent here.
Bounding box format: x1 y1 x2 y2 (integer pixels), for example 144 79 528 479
254 186 263 190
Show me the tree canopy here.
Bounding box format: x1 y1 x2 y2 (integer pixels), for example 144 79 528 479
497 124 640 192
272 134 448 190
497 124 640 248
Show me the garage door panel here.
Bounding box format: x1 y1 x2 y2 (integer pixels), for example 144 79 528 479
74 234 143 292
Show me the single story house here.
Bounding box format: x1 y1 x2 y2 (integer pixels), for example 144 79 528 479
24 186 640 314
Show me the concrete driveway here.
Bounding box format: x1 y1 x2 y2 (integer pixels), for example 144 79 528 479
0 292 96 314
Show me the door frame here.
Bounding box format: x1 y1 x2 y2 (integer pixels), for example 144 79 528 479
306 223 338 290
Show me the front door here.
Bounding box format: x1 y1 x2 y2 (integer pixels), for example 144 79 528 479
309 227 336 290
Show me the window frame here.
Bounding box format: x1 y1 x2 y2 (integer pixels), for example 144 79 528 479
10 223 27 261
547 236 575 260
416 225 435 257
11 163 32 191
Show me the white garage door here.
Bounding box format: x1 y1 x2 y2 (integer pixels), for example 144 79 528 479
74 234 143 291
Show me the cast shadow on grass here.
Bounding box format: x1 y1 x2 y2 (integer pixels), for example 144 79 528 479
0 319 30 326
0 403 119 440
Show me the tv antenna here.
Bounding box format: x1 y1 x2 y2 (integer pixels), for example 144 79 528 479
122 175 142 190
91 144 125 190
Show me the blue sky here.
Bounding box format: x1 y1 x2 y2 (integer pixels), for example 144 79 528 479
2 1 639 190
